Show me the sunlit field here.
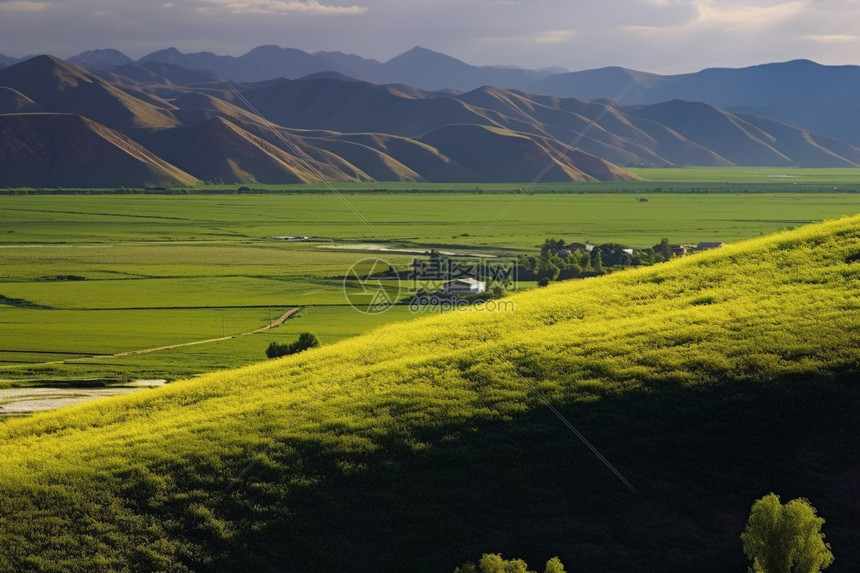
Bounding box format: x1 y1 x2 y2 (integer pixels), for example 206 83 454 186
0 214 857 571
3 188 860 384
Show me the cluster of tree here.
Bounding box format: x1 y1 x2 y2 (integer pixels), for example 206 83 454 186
455 554 566 573
517 238 668 285
265 332 320 359
459 494 833 573
741 493 833 573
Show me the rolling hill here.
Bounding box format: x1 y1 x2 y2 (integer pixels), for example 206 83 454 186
0 216 858 572
0 86 43 114
0 56 180 133
0 113 199 187
531 59 860 146
237 77 860 168
145 116 371 184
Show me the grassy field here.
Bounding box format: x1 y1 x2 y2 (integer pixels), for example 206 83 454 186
5 192 860 247
627 166 860 185
3 189 860 383
18 166 850 190
0 214 857 572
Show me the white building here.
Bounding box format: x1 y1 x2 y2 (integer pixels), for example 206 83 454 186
442 278 486 295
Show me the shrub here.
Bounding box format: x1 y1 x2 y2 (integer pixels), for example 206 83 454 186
454 554 566 573
266 332 320 359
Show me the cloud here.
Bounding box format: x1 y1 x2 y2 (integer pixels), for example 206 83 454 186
0 0 859 73
533 30 574 44
0 1 48 11
691 0 806 29
628 0 807 34
192 0 367 15
803 34 858 44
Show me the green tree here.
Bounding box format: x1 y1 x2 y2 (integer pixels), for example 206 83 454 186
291 332 320 353
535 258 560 281
655 237 672 260
543 557 566 573
741 493 834 573
454 554 565 573
590 249 603 272
265 341 289 359
265 332 320 359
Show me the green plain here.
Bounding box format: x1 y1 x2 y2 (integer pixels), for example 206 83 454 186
3 182 860 383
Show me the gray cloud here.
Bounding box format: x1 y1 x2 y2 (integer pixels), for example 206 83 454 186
0 0 858 73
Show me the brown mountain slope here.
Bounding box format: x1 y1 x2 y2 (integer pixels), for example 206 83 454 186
734 113 860 167
421 124 638 182
0 113 198 187
625 100 795 166
0 56 179 132
307 137 424 182
5 56 860 186
168 91 269 128
0 86 43 113
456 86 732 166
240 76 860 168
337 133 488 182
241 77 499 136
146 116 370 184
92 61 221 88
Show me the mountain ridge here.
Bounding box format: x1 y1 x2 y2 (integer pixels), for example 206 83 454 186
3 54 860 187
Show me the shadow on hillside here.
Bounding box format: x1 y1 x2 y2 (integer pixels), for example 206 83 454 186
171 372 860 572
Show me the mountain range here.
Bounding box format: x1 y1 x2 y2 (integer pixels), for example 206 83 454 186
2 45 853 147
2 51 860 187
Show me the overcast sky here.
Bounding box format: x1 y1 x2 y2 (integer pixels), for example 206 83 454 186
1 0 859 73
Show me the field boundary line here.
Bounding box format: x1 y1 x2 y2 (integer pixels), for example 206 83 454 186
0 308 303 369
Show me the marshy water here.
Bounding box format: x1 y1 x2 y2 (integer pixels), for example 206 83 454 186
0 380 167 416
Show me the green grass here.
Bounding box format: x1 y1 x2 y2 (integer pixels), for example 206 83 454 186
3 191 860 384
627 166 860 184
4 192 860 247
13 166 853 191
0 215 858 572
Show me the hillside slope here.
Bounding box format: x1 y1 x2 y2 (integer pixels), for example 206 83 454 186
240 77 860 168
4 55 860 185
1 216 858 572
531 59 860 146
0 113 199 187
0 56 179 132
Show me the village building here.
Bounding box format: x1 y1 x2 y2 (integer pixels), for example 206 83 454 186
442 277 486 295
565 242 595 253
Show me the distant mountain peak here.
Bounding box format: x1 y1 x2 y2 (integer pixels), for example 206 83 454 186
138 47 189 64
387 46 464 65
1 55 93 83
67 49 133 69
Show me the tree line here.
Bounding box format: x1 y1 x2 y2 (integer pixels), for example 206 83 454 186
517 237 672 285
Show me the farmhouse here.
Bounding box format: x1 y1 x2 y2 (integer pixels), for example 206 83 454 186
442 278 486 295
565 242 595 252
